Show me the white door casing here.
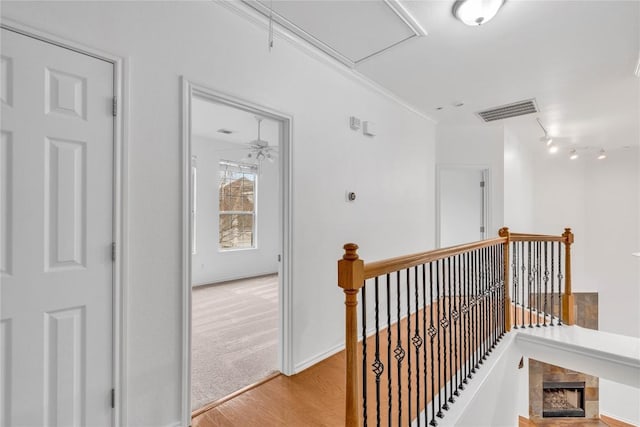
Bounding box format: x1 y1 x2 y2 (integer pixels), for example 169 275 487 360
1 29 114 427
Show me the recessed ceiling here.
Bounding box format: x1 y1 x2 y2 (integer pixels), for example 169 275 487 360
243 0 425 67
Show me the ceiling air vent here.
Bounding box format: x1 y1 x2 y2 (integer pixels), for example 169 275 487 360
476 99 538 122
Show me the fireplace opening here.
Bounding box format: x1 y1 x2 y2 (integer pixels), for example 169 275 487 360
543 381 586 418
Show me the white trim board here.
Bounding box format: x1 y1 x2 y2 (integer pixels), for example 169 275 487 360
0 18 129 427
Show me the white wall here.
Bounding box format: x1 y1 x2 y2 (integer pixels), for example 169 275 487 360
583 148 640 337
527 146 639 336
1 3 436 425
600 379 640 426
191 136 279 286
503 128 534 232
436 124 505 238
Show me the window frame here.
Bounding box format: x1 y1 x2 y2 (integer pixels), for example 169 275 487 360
218 159 258 251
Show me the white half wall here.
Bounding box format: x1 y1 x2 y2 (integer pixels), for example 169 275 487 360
1 2 436 425
191 136 279 286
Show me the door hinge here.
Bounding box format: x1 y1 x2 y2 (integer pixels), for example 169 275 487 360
480 226 485 233
111 242 116 262
480 181 485 188
112 96 118 117
277 254 281 262
111 388 115 409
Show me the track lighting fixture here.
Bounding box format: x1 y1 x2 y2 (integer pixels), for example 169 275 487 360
536 118 554 147
548 144 558 154
597 149 607 160
569 149 578 160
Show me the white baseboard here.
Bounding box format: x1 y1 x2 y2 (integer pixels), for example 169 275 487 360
294 342 344 373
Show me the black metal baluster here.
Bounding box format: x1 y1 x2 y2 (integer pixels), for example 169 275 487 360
436 260 444 418
521 242 526 329
422 264 429 427
413 266 422 427
407 268 412 424
550 242 555 326
497 244 503 339
395 270 404 426
512 242 518 329
533 242 540 328
453 254 461 397
470 250 477 375
428 263 438 426
361 285 368 426
557 242 563 326
386 274 393 426
373 278 383 426
464 252 470 383
442 259 450 411
538 242 543 326
528 241 533 328
447 257 455 405
543 242 549 326
491 245 496 350
479 248 486 364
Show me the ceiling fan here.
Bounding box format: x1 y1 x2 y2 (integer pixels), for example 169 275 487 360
243 116 277 163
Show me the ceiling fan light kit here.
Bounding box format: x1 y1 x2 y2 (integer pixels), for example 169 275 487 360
452 0 506 26
243 116 277 164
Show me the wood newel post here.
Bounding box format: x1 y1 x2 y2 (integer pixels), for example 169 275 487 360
499 227 512 332
338 243 364 427
562 228 575 325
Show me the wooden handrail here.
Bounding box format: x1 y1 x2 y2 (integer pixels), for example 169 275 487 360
510 233 566 242
363 237 506 280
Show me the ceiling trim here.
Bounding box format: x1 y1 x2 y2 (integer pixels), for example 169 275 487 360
218 0 435 123
383 0 427 36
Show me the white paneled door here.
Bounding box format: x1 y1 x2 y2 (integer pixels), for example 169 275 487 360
1 29 114 427
438 167 487 248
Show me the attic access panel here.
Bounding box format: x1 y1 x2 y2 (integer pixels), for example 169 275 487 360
243 0 425 67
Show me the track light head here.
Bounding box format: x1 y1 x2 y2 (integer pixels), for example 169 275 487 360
548 144 559 154
597 149 607 160
569 149 578 160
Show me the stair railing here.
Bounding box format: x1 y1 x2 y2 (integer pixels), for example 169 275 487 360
338 227 574 427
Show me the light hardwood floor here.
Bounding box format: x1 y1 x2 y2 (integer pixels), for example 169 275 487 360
193 299 503 426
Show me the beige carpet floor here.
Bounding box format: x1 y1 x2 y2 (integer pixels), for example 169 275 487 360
191 274 278 411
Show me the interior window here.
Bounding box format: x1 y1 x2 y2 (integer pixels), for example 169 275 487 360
218 160 257 250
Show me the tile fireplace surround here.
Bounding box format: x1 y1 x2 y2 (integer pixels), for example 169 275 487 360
528 292 600 421
529 359 599 420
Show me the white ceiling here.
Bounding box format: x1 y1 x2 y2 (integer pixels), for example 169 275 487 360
250 0 640 154
191 95 280 148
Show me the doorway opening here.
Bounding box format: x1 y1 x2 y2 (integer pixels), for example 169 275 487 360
181 81 292 419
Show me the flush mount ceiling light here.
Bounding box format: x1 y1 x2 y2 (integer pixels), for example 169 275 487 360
597 149 607 160
452 0 506 26
548 144 559 154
